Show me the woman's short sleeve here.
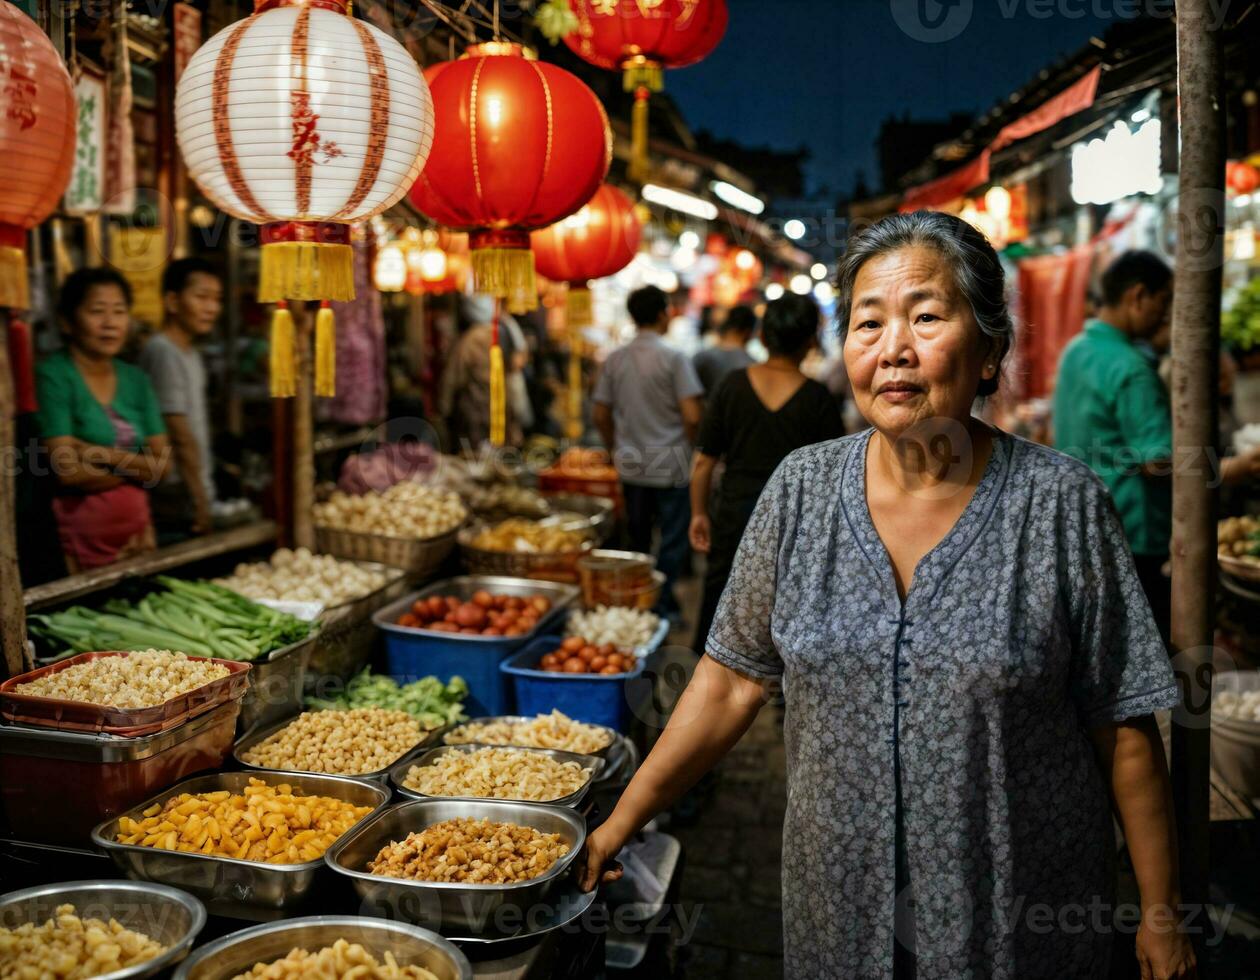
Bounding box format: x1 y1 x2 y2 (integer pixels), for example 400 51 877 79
1064 469 1179 728
35 358 74 439
704 461 789 678
133 370 167 439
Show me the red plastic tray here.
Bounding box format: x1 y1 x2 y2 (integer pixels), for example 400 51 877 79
0 651 252 737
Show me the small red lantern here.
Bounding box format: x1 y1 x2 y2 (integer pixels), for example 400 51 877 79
532 183 642 439
0 4 75 310
1227 161 1260 196
563 0 727 179
408 41 611 445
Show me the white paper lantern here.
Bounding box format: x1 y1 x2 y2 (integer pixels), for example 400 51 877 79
175 0 434 304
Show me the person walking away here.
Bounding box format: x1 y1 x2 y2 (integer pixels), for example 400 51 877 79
593 286 703 620
692 304 755 397
439 294 524 451
36 268 171 572
140 258 222 539
689 293 844 652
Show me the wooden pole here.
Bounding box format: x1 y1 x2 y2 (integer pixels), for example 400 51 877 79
1169 0 1224 919
291 305 315 551
0 320 29 679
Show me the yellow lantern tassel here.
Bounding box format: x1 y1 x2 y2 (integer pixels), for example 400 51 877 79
565 323 583 442
314 300 336 398
259 242 355 303
566 286 594 328
489 343 507 447
269 301 296 399
629 85 652 183
0 244 28 310
471 247 538 312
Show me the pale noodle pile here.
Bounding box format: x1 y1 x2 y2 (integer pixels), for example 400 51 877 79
402 746 593 802
0 903 167 978
230 939 440 980
444 710 612 755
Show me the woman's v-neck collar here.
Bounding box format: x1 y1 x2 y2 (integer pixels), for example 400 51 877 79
841 424 1012 611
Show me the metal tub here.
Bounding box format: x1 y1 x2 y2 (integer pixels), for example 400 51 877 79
324 799 586 933
306 563 410 687
373 576 579 644
0 879 206 979
235 631 318 734
389 744 605 809
173 915 471 980
91 770 389 912
443 715 618 759
232 711 443 784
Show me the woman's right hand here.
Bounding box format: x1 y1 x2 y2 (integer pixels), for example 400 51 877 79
577 823 626 892
689 515 711 553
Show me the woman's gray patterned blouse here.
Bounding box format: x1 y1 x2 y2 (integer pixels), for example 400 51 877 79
706 428 1179 980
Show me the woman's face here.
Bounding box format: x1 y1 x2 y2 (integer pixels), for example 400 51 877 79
843 245 994 439
70 284 130 358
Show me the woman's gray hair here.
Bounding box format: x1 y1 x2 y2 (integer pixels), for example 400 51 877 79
836 210 1013 398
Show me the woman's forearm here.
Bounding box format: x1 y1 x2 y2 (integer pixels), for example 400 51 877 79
690 453 717 521
1091 717 1181 911
97 438 170 486
602 656 767 845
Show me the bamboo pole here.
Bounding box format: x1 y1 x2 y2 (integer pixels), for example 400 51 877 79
0 320 29 679
1169 0 1224 916
291 305 314 551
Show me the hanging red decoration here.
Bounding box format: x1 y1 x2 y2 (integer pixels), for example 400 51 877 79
562 0 727 179
409 42 612 315
532 183 642 439
0 4 75 310
1227 161 1260 196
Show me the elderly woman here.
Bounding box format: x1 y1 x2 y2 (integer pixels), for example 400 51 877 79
580 212 1194 979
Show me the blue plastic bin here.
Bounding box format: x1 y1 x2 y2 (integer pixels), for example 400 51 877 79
501 635 646 732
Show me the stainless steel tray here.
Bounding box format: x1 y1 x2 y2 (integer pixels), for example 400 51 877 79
389 743 605 809
91 770 390 912
233 711 444 783
372 576 579 644
0 879 207 979
443 715 617 759
173 915 472 980
324 799 586 933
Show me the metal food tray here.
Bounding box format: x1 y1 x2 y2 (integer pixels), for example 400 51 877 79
235 629 319 734
372 576 580 643
0 652 252 738
323 798 586 933
232 710 446 783
173 915 472 980
388 743 605 809
91 770 390 912
0 879 207 980
443 714 618 759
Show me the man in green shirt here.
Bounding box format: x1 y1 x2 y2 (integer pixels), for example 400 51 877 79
1054 251 1175 636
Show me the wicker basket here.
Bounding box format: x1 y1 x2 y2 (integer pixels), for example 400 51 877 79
457 526 593 584
313 525 460 579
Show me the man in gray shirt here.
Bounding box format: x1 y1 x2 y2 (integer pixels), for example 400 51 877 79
593 286 704 619
140 257 221 537
692 304 755 396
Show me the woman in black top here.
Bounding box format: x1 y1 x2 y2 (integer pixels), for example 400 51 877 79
689 294 845 651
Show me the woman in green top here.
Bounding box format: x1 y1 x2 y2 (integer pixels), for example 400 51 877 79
36 268 170 572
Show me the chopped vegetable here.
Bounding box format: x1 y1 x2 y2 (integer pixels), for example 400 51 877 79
306 668 468 730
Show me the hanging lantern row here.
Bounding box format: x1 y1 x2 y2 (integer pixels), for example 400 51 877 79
0 3 76 311
373 227 469 295
563 0 727 180
532 183 642 439
409 40 611 446
175 0 435 398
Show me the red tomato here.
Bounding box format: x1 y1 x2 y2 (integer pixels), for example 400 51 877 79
482 627 502 636
597 643 615 657
578 645 598 663
472 590 494 608
411 600 426 615
540 653 560 669
455 603 487 629
459 627 481 635
589 656 608 672
531 596 552 614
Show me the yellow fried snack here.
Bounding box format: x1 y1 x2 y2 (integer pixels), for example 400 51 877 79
230 940 440 980
368 817 569 884
115 778 373 864
0 903 167 979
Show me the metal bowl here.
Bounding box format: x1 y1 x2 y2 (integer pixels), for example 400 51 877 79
173 915 471 980
91 771 390 913
389 743 605 809
443 714 618 758
324 799 586 933
0 879 206 979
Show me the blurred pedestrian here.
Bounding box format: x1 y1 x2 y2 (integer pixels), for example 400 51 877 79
36 268 170 572
689 294 843 652
439 294 524 451
692 304 755 396
593 285 703 620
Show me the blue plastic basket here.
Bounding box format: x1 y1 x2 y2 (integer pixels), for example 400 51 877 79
501 635 645 732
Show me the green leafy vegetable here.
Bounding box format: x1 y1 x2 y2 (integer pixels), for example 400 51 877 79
1223 277 1260 353
306 669 468 729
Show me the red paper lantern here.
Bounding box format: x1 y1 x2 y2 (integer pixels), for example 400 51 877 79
1227 161 1260 196
563 0 727 178
0 4 75 310
409 42 612 315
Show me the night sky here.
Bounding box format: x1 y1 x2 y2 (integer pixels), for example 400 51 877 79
668 0 1120 199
